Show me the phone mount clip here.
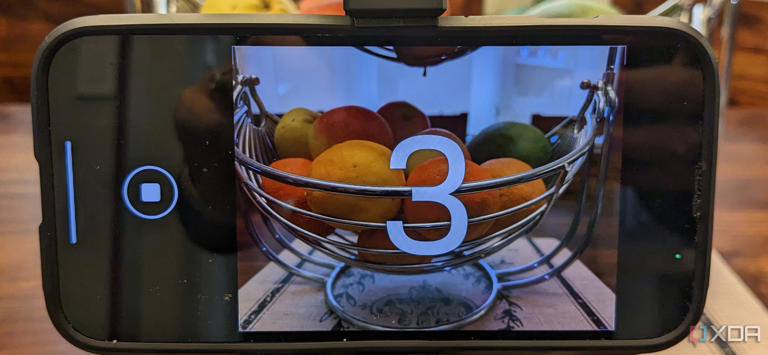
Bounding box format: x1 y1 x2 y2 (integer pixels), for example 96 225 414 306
344 0 446 26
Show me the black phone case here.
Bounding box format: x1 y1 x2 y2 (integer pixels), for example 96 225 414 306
31 13 718 353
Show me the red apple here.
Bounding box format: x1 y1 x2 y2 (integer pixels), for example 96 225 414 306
377 101 431 144
308 105 394 158
393 46 461 66
405 128 472 175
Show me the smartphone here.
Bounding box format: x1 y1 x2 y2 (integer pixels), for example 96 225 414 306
32 13 718 352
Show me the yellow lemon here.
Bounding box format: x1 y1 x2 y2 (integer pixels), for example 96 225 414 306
307 140 405 230
274 108 319 159
200 0 297 14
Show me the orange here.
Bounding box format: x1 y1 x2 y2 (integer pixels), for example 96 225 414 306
404 157 500 242
299 0 344 14
356 229 432 265
262 158 334 236
306 140 405 230
481 158 547 233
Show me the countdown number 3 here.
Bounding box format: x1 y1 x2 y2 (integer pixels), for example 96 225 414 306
387 135 468 256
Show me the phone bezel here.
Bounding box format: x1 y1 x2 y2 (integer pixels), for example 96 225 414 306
32 13 718 353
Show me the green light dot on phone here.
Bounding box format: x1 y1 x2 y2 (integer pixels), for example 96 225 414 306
675 253 682 260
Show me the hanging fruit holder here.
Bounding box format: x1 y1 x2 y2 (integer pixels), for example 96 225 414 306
233 46 621 330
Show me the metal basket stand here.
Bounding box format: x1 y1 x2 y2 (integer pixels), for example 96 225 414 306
234 48 620 330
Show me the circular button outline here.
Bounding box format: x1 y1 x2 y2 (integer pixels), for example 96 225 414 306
122 165 178 220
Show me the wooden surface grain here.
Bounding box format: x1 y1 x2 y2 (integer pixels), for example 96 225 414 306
722 0 768 107
0 0 124 103
713 107 768 302
0 105 82 354
0 103 767 353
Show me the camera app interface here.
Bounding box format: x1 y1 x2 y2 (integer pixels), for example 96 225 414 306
233 45 624 332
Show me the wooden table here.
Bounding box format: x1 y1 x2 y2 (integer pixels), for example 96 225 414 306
0 103 766 354
712 107 768 302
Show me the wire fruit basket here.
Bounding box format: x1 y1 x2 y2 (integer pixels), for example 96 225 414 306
234 47 620 330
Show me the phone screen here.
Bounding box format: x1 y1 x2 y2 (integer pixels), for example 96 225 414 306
232 45 623 333
43 30 711 345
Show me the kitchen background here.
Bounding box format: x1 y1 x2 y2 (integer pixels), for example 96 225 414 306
0 0 766 107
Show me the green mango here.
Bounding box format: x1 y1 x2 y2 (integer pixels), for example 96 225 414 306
467 122 552 168
523 0 622 18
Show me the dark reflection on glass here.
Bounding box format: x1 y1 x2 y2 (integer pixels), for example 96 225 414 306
616 44 706 339
49 35 240 342
174 68 236 253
